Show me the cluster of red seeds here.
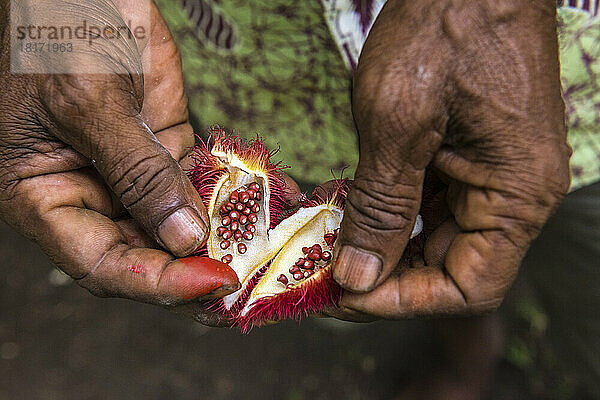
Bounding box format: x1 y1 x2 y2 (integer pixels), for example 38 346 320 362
277 229 339 285
217 182 262 264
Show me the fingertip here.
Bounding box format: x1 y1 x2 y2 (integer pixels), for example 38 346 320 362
163 256 240 300
338 291 363 312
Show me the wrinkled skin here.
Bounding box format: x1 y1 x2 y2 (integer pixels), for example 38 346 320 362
332 0 571 319
0 0 240 325
0 0 571 327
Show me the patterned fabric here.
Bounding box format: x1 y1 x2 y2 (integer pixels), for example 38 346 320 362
557 5 600 190
320 0 385 71
327 0 600 191
155 0 358 186
156 0 600 190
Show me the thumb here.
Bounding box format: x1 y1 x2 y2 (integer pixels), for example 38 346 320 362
333 66 445 293
332 136 436 292
42 74 207 257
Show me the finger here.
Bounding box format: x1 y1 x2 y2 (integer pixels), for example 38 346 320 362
276 171 303 207
423 218 460 268
332 133 441 293
136 2 196 165
41 74 208 257
330 0 451 293
16 172 239 304
155 122 195 162
340 266 468 318
340 228 522 317
332 64 448 291
137 0 188 134
112 1 197 183
115 218 158 248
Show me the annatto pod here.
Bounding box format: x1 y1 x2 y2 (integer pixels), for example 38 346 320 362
188 129 423 331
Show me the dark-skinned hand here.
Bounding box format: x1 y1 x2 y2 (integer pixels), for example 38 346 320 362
332 0 571 319
0 0 240 325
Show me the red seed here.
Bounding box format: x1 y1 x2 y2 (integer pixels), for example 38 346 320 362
255 191 262 200
322 251 332 261
238 215 248 225
220 240 231 249
293 271 303 280
249 182 260 191
311 244 322 252
307 251 321 261
302 247 309 254
220 205 228 215
277 274 288 285
235 203 245 211
248 214 258 223
230 221 239 231
247 199 256 207
289 265 301 274
229 192 239 203
243 230 254 240
246 224 256 233
324 233 335 247
216 226 227 236
225 202 234 211
246 190 256 200
221 216 231 226
304 270 313 278
229 210 240 220
237 243 247 254
222 230 233 240
303 259 314 269
251 204 260 213
234 230 243 241
221 254 233 264
295 258 305 267
239 191 250 203
243 207 252 215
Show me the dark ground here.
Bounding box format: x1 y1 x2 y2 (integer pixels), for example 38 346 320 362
0 220 584 400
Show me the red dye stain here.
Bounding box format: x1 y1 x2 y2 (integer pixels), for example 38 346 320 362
127 265 146 274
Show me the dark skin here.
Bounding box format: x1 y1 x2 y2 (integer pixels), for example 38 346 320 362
0 0 570 325
333 0 571 318
0 0 241 324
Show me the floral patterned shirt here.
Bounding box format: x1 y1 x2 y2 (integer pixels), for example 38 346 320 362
157 0 600 190
556 3 600 190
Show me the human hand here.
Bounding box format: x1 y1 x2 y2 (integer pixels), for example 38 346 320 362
331 0 570 318
0 0 239 321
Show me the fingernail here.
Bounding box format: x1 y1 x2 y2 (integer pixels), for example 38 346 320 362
158 207 207 257
333 246 382 293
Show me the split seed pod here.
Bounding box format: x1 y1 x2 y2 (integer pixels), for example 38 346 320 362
188 129 422 331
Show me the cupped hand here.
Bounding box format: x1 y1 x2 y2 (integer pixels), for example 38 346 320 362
332 0 571 318
0 0 240 320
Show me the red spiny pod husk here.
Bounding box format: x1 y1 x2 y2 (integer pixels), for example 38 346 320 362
187 128 422 332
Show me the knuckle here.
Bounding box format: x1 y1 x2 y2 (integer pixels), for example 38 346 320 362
108 148 180 214
345 177 420 234
73 264 111 298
